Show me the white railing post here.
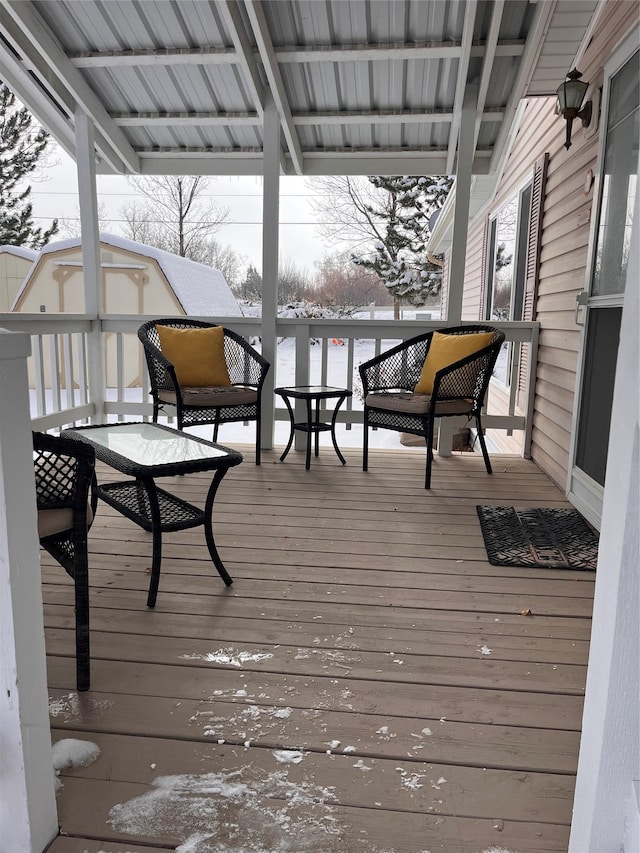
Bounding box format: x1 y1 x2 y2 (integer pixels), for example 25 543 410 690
0 329 58 853
75 108 105 422
293 321 311 450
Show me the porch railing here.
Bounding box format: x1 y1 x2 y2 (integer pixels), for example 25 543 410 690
0 313 538 456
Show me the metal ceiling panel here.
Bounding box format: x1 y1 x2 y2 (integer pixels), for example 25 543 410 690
0 0 601 177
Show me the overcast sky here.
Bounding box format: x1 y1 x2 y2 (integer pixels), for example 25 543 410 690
29 144 334 276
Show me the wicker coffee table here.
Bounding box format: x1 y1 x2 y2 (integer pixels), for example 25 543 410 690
63 422 242 607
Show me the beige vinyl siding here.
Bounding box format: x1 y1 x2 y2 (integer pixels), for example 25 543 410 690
440 254 450 318
461 223 485 319
533 0 639 487
462 1 638 490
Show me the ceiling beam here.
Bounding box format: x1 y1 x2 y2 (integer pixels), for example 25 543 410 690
137 147 492 179
112 111 262 127
110 107 505 128
217 0 264 118
0 0 139 174
71 47 237 67
68 40 525 69
0 29 76 158
489 0 558 173
473 0 505 149
243 0 304 175
446 0 478 175
275 41 524 63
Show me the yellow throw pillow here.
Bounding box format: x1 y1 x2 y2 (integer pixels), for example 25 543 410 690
156 325 231 387
414 331 494 394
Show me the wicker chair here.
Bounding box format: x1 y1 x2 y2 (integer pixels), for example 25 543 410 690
33 431 97 691
138 318 270 464
359 325 505 489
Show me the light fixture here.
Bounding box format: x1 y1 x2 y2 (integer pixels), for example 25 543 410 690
556 69 593 150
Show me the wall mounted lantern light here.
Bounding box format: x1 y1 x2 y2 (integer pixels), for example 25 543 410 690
556 69 593 150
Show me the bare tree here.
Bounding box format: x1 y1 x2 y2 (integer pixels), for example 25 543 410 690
278 258 314 304
120 176 229 260
57 201 110 238
315 255 391 307
309 176 389 256
199 239 247 294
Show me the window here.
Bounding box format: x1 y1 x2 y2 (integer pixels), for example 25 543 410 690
484 182 533 384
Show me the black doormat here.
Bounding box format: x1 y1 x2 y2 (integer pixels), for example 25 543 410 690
476 505 598 570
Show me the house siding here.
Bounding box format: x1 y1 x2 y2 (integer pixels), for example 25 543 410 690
462 0 638 490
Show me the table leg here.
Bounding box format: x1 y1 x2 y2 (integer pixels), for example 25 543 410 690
331 394 348 465
305 396 313 470
314 397 320 458
142 478 164 608
278 393 295 462
204 466 233 586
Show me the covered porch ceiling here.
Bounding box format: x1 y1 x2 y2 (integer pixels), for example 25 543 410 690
0 0 600 179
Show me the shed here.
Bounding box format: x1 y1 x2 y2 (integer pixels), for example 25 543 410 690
12 233 240 317
12 234 241 387
0 244 37 311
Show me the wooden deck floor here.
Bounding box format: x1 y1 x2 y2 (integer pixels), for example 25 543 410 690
43 446 595 853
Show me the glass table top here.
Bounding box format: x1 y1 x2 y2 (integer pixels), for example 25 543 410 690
67 423 233 468
276 385 351 396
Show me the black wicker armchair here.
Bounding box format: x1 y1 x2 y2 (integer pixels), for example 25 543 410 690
138 318 270 464
33 431 97 691
359 325 505 489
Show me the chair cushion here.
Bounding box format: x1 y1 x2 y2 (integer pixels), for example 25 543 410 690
156 325 231 388
159 385 258 407
414 331 494 394
366 391 473 416
38 505 94 539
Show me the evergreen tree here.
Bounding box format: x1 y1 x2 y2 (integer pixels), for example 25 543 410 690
241 264 263 301
0 83 58 247
350 176 453 311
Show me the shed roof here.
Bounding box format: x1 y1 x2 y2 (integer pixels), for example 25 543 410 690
0 245 39 261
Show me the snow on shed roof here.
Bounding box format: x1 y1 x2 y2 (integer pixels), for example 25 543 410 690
35 233 240 316
0 244 39 261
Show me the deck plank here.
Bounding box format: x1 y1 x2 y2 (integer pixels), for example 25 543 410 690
44 449 595 852
52 734 573 851
49 687 581 774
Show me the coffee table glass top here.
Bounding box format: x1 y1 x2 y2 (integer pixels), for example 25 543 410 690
65 422 236 469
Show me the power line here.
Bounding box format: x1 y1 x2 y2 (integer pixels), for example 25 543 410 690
32 215 348 226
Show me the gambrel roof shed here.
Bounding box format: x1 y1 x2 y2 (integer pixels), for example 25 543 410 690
11 233 240 316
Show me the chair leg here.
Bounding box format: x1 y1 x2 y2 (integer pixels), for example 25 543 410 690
424 417 435 489
362 412 369 472
475 413 493 474
73 551 91 692
255 414 261 465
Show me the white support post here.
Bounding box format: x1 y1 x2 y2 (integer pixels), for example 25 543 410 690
568 173 640 853
446 83 477 324
439 83 478 457
0 329 58 853
260 95 280 450
75 107 105 423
